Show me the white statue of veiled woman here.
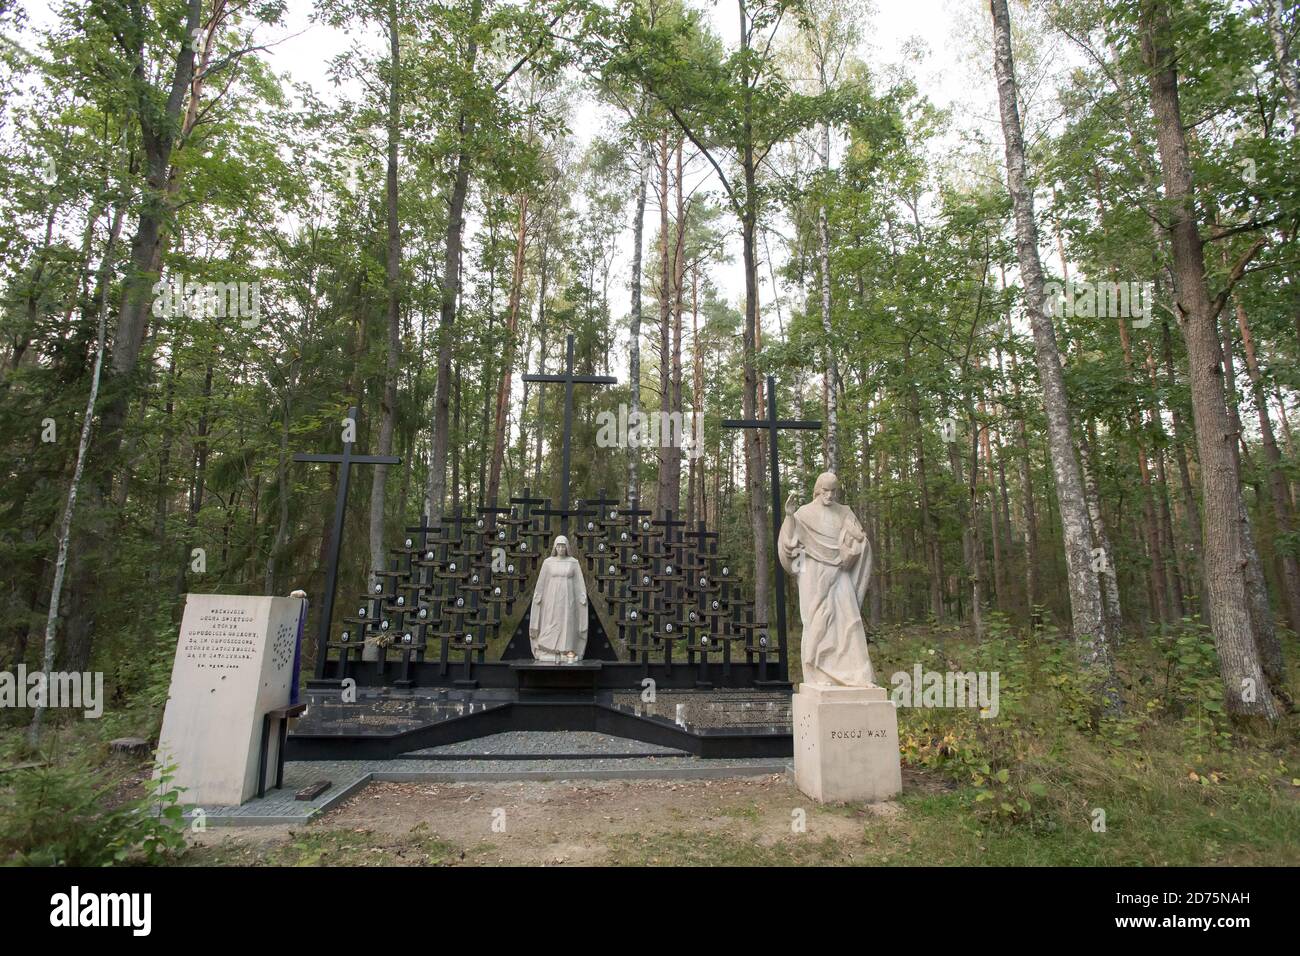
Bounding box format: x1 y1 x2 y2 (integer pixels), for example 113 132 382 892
529 535 588 662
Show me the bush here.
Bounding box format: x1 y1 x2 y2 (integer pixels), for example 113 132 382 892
0 760 187 866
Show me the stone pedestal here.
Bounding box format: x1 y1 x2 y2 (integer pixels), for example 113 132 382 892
792 683 902 804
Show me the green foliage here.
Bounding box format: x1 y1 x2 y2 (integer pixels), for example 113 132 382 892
881 615 1298 843
1155 620 1233 748
0 761 188 866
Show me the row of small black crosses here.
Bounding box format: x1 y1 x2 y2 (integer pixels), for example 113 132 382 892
565 498 773 668
330 489 559 675
329 488 775 677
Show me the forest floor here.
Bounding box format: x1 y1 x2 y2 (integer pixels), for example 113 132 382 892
181 754 1299 867
5 622 1300 866
185 619 1300 867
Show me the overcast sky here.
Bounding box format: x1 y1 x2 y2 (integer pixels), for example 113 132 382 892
13 0 1021 389
248 0 997 315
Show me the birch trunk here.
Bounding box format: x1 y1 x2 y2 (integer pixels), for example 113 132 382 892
991 0 1118 701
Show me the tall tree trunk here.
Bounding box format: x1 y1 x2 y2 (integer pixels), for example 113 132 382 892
451 366 462 512
655 133 674 513
1081 422 1124 635
266 393 293 595
27 231 112 743
910 374 944 621
1235 296 1300 635
98 0 204 448
991 0 1117 702
487 196 529 506
954 415 983 636
426 0 482 517
1141 0 1280 716
628 135 649 502
368 1 402 661
1220 302 1287 701
741 207 768 624
1162 313 1204 611
1262 0 1300 132
817 118 838 472
26 180 122 713
687 265 702 527
981 396 1009 613
669 139 685 512
177 362 213 595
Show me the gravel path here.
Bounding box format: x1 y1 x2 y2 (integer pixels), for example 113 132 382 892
404 730 687 759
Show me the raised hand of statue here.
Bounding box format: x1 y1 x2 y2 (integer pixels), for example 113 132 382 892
785 490 800 517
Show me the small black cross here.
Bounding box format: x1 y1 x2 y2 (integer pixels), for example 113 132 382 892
405 514 435 552
532 504 592 528
295 405 402 680
722 375 822 683
508 486 546 520
509 486 546 506
620 494 652 518
475 504 512 531
523 333 617 530
653 509 688 543
581 489 620 512
440 505 480 526
686 521 720 555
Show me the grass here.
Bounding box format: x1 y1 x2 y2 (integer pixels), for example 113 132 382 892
5 616 1299 866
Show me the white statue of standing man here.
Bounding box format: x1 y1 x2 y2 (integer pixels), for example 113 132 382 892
778 472 875 687
530 535 588 662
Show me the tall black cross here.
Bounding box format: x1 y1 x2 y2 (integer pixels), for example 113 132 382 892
723 374 822 683
523 333 616 530
295 405 401 680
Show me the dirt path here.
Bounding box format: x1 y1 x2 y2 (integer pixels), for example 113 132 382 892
189 769 944 866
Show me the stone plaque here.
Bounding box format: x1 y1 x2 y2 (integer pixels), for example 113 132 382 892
156 594 306 806
792 683 902 804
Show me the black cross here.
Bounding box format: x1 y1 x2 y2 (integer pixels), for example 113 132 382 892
440 505 480 527
621 494 652 518
509 486 546 519
686 521 720 555
722 375 821 683
405 514 435 551
523 333 617 530
581 489 620 513
295 405 402 680
653 509 687 544
532 504 591 532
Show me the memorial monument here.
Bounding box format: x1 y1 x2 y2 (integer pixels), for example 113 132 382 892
780 472 901 803
529 535 588 662
156 593 307 806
